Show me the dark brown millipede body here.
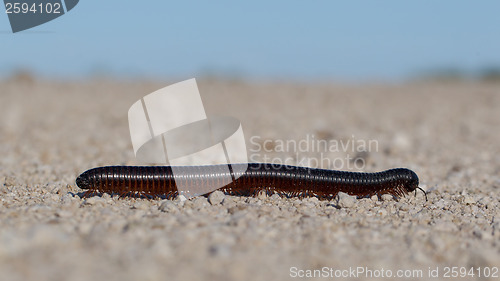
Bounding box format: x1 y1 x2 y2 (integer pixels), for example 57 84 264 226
76 163 426 201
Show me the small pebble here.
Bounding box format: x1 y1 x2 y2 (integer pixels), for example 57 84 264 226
269 194 281 201
376 208 388 217
336 192 356 208
208 191 225 205
462 195 476 205
173 195 186 207
191 197 209 209
158 200 178 213
3 176 19 187
256 190 267 200
82 197 105 206
174 195 187 202
381 194 393 201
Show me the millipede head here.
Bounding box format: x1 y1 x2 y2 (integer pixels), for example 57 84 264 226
401 169 427 201
76 172 91 190
401 169 419 193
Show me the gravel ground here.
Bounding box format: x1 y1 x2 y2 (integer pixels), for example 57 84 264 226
0 76 499 281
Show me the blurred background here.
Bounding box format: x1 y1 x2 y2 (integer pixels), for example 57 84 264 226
1 1 500 82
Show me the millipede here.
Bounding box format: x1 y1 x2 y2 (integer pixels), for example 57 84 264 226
76 163 426 201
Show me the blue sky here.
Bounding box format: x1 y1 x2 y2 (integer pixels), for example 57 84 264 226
1 1 499 81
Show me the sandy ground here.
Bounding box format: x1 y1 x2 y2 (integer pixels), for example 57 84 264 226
0 76 499 281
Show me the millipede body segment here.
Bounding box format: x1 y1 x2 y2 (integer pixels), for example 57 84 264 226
76 163 423 200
